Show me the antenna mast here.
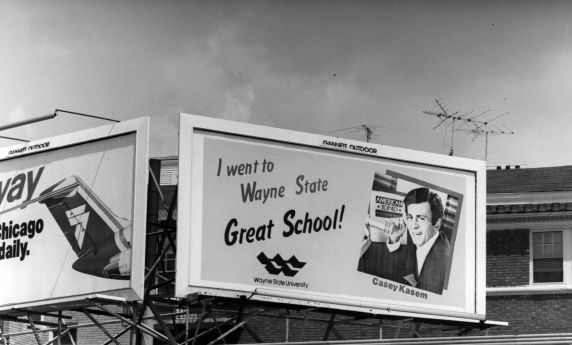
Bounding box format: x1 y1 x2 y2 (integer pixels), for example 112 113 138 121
457 112 515 160
362 125 373 143
423 99 514 158
329 122 408 144
422 99 461 155
329 124 379 143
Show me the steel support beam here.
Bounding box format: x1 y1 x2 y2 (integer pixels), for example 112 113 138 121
82 309 121 345
26 312 42 345
91 301 168 342
147 300 178 345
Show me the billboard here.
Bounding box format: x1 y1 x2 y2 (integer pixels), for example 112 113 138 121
177 114 486 322
0 117 149 311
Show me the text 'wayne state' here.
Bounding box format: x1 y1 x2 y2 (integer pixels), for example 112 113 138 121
224 205 346 246
216 158 329 204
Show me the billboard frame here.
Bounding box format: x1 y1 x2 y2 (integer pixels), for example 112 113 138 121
177 113 486 323
0 116 149 312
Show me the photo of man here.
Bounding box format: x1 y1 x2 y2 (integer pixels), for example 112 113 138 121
402 187 450 294
358 171 460 295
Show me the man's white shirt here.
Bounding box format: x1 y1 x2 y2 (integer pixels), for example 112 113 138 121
415 231 439 275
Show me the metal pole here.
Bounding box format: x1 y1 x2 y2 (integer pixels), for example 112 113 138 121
102 326 132 345
450 118 455 156
131 305 137 345
242 323 264 343
299 310 310 341
485 131 489 161
82 309 121 345
91 301 168 342
55 109 119 123
43 329 72 345
146 301 178 345
323 314 336 341
0 114 56 132
0 135 28 143
185 305 190 345
0 324 6 345
191 300 208 345
285 318 289 343
57 311 62 345
206 321 247 345
25 313 42 345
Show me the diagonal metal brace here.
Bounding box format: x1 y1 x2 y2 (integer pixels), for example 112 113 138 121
81 309 120 345
25 312 42 345
147 300 179 345
90 301 168 342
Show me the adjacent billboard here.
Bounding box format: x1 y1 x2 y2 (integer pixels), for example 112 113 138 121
177 114 486 322
0 117 149 311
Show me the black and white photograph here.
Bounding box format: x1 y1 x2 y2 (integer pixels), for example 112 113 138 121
0 1 571 344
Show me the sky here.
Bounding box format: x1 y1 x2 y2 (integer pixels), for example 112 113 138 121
1 0 572 168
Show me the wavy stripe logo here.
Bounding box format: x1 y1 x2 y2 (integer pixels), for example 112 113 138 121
257 252 306 277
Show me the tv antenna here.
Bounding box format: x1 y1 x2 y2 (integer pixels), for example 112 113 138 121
329 124 405 143
422 99 469 156
423 99 515 158
457 111 515 160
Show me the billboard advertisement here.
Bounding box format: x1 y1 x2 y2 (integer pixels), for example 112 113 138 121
177 114 486 322
0 117 148 310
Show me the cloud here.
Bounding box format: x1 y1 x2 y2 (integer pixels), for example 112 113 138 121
6 104 25 122
0 104 36 142
221 87 255 123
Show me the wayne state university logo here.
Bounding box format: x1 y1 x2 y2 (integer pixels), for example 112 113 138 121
257 252 306 277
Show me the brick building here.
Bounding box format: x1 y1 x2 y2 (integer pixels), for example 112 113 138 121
485 165 572 336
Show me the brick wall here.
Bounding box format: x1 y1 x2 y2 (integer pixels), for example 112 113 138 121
487 229 530 287
481 228 572 335
237 312 456 343
238 313 385 343
3 320 49 345
482 294 572 335
70 308 132 345
237 294 572 340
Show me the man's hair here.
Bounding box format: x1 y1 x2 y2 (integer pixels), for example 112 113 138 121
403 187 444 226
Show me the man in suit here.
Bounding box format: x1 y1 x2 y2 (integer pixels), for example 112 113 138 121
358 187 450 295
403 187 450 294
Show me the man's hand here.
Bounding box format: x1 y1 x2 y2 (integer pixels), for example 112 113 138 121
388 218 406 244
366 217 407 243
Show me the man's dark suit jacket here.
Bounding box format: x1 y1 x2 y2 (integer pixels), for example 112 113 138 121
358 231 451 295
415 232 451 295
358 233 416 286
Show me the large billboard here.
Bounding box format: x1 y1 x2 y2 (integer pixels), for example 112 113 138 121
177 114 486 322
0 117 149 310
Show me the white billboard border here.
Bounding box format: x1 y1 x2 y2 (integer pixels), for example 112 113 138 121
0 116 149 311
177 113 486 323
